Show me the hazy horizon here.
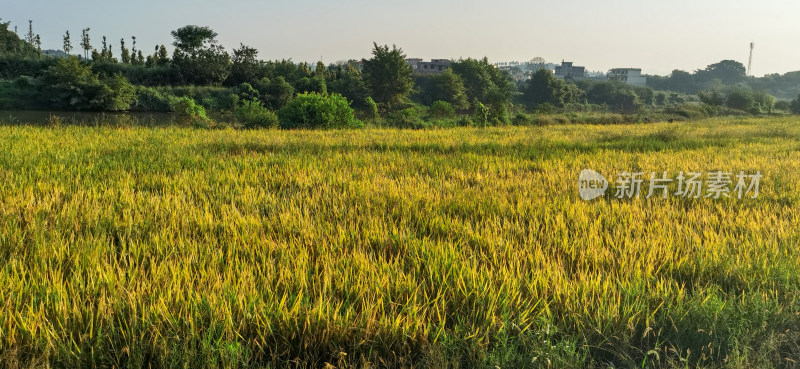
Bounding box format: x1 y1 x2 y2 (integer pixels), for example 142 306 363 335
5 0 799 77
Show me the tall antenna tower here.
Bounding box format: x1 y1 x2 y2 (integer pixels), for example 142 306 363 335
747 42 754 76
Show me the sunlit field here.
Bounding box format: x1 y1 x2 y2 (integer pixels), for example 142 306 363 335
1 117 799 368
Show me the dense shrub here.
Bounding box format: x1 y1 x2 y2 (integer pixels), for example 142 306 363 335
233 83 259 102
530 115 571 125
512 113 534 126
429 100 455 118
725 89 756 112
664 103 712 119
488 102 511 125
773 100 791 112
132 87 175 112
566 112 627 124
277 92 362 129
579 80 642 113
0 77 38 109
535 102 556 114
751 90 775 113
235 99 279 128
92 62 179 86
0 56 57 79
99 73 137 111
455 116 474 127
171 97 213 127
157 85 238 111
38 57 135 111
532 115 558 126
386 106 429 129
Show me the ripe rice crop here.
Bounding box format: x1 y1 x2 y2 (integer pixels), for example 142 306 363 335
1 117 799 368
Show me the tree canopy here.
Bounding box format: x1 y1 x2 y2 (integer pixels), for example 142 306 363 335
361 43 414 109
170 25 230 85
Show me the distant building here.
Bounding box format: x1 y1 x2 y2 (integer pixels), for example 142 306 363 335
607 68 647 86
500 68 528 83
554 61 586 80
405 58 423 71
407 59 452 74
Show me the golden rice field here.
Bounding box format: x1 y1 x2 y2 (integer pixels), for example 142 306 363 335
1 117 800 368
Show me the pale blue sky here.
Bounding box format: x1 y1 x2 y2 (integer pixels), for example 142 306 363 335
5 0 799 76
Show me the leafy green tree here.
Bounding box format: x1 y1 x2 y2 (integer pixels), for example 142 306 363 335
268 59 301 83
254 76 294 110
697 89 726 106
521 68 575 109
146 46 158 67
585 81 640 113
171 25 231 85
62 31 72 56
157 45 169 65
171 25 217 52
697 60 747 85
450 58 492 103
131 36 139 65
790 94 800 114
0 19 37 57
361 43 414 109
450 58 515 106
295 76 327 94
328 64 369 109
669 70 696 93
751 90 775 113
80 28 91 59
415 68 469 110
26 20 34 46
97 36 115 62
297 62 313 78
229 43 261 85
725 89 755 112
434 69 469 110
450 57 516 123
120 38 130 63
314 61 328 79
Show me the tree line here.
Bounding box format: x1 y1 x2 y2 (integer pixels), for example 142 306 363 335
2 20 798 128
647 60 800 101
